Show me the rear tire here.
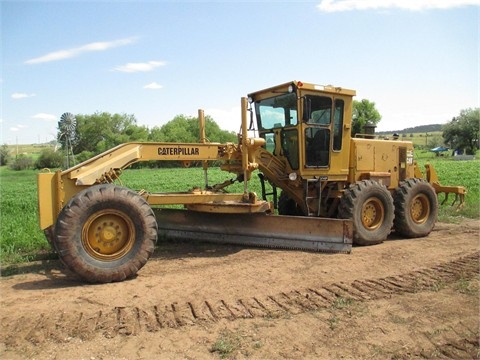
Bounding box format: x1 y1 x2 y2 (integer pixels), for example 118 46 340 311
338 180 394 246
54 184 158 283
393 178 438 238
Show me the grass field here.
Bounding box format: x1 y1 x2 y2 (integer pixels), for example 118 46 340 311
378 131 445 150
0 154 478 265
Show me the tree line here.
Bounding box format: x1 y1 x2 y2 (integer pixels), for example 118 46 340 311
1 105 478 170
0 113 238 169
56 112 237 164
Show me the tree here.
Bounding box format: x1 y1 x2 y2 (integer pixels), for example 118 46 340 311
148 115 236 143
57 112 149 155
0 144 11 166
352 99 382 136
442 108 479 155
427 134 444 150
55 111 237 165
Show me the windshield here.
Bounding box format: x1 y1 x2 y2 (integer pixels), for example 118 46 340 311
255 93 298 130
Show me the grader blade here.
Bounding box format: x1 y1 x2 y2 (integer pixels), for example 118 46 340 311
153 209 353 253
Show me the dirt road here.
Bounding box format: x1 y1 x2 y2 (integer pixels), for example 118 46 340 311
1 220 479 359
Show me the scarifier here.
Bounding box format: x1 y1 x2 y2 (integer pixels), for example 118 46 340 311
37 81 466 283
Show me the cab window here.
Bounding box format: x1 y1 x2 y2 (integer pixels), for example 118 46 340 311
305 127 330 167
304 96 332 124
333 99 344 151
255 93 298 130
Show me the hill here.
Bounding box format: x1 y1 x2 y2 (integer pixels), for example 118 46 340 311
377 124 443 135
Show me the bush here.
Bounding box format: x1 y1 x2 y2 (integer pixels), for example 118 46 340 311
0 144 11 166
35 148 64 169
75 150 95 164
9 154 33 170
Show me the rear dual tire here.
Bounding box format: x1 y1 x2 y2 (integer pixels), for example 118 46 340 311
54 184 158 283
393 178 438 238
339 178 438 246
338 180 394 246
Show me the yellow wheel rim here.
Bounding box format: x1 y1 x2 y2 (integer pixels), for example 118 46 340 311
82 209 135 261
410 193 430 224
361 197 385 231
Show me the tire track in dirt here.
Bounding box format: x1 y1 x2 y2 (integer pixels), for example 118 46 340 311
2 251 478 347
420 321 479 359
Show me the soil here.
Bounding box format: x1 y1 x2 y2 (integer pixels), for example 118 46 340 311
1 219 479 360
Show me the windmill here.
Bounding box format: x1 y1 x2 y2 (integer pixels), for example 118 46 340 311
58 112 77 168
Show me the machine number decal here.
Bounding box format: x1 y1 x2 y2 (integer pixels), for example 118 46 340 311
407 150 414 165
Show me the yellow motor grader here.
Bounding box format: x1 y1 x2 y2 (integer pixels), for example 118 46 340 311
37 81 466 283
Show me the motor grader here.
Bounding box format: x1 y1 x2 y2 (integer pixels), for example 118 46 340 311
37 80 466 283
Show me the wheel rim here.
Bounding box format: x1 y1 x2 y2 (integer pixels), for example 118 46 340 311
82 209 135 261
361 197 385 231
410 193 430 224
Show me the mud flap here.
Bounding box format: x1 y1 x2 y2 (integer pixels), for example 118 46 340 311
153 209 352 253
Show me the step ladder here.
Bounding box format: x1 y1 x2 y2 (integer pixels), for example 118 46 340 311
305 178 321 216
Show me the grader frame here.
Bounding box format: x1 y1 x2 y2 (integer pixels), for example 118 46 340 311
37 80 466 283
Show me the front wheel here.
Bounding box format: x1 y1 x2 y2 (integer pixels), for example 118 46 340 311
393 178 438 238
54 184 158 283
338 180 394 246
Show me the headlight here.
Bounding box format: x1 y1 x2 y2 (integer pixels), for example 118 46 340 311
288 172 297 181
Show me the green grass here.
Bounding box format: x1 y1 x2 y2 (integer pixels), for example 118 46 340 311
415 151 479 221
0 168 51 264
0 152 478 266
5 144 53 163
210 329 242 358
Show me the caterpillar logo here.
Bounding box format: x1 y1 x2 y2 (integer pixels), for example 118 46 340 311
158 147 200 156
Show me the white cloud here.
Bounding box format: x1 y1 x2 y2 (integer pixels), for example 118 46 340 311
11 92 36 99
10 125 28 132
32 113 57 121
144 82 163 89
317 0 480 12
25 37 137 64
113 61 166 73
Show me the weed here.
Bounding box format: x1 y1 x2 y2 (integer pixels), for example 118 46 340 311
426 327 448 338
252 340 263 350
210 329 241 358
455 277 479 296
327 314 338 330
331 296 354 309
429 280 446 292
371 344 385 356
389 313 409 325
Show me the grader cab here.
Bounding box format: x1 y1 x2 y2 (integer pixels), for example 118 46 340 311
37 80 466 283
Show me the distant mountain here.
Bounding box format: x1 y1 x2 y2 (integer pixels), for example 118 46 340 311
377 124 443 135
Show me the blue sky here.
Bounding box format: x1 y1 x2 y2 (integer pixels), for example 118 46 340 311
2 0 479 144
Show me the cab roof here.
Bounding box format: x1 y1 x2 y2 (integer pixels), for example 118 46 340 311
248 80 356 100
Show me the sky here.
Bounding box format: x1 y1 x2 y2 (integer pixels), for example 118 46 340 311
1 0 479 145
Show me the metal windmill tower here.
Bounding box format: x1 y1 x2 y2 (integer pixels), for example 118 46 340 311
58 112 77 168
